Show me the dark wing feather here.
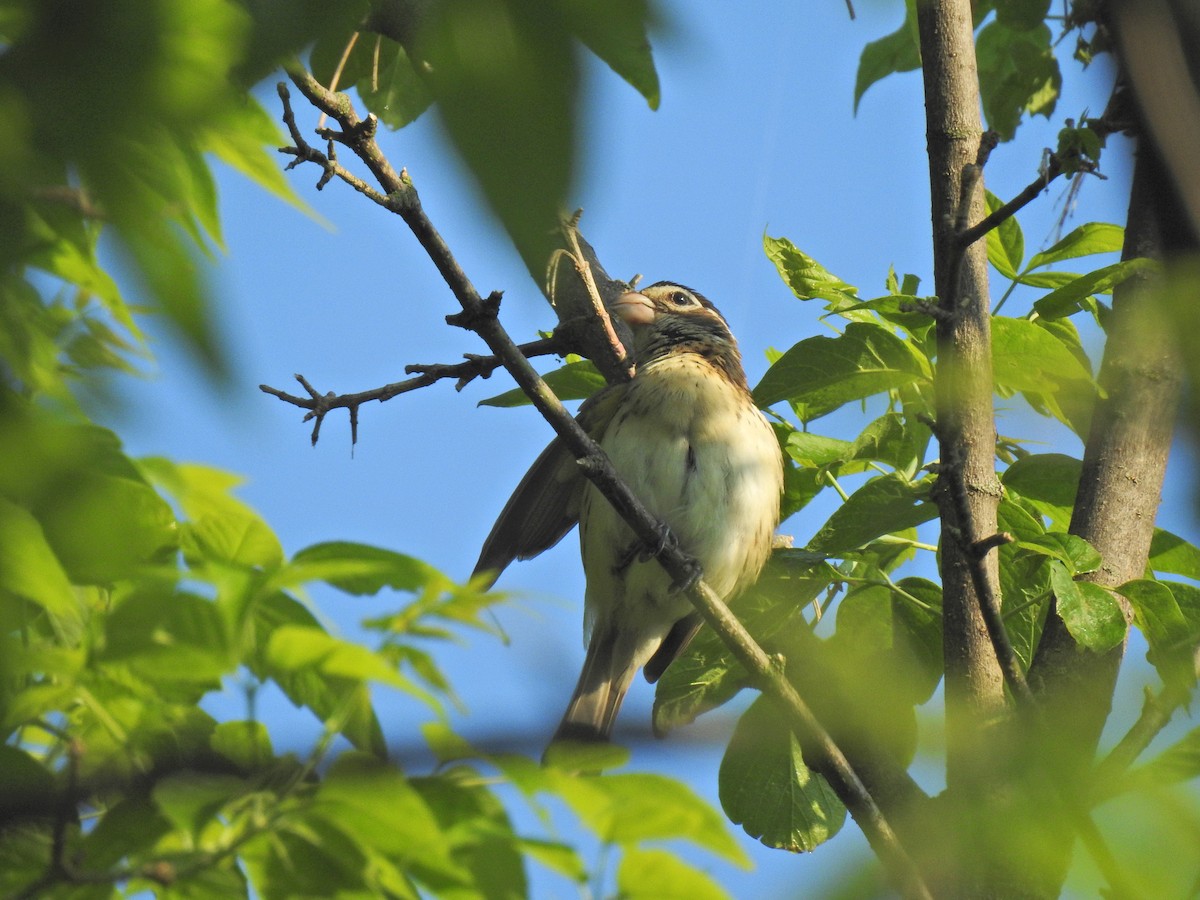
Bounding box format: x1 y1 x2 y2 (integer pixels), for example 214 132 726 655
472 384 626 586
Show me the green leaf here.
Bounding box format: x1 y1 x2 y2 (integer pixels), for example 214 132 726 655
617 847 728 900
1014 533 1101 576
785 432 854 468
850 411 930 474
1027 222 1124 271
1127 728 1200 788
1148 529 1200 579
285 541 437 595
361 38 436 129
753 322 931 418
985 189 1024 278
210 720 273 771
995 0 1051 30
0 496 82 642
102 590 231 689
265 625 438 708
719 696 846 852
153 772 247 836
417 0 577 270
975 21 1060 141
249 591 386 755
140 458 283 570
568 0 660 109
554 772 749 866
854 0 920 111
202 95 316 216
410 770 527 897
1050 562 1125 651
315 753 460 876
1119 579 1197 692
480 358 606 407
764 235 859 308
1033 258 1157 319
0 746 56 821
991 316 1093 394
1001 453 1081 530
807 473 936 556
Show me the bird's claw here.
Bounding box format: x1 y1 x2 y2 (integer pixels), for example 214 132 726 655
670 558 703 594
614 524 675 576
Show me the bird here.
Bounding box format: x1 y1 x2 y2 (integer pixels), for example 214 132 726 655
472 281 783 745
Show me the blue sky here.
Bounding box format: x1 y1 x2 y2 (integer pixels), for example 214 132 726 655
102 2 1195 895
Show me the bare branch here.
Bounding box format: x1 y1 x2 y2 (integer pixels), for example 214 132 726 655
259 338 563 445
275 63 933 900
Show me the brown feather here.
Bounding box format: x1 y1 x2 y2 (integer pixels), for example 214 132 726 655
472 384 627 586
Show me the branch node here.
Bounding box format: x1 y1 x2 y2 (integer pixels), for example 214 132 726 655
972 531 1015 557
445 291 503 330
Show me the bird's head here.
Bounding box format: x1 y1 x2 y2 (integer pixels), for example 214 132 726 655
612 282 746 386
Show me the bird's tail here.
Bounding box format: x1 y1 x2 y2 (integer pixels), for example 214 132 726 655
550 629 637 745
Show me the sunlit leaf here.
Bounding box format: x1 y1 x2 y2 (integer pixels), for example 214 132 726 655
1050 562 1125 652
754 322 931 418
1027 222 1124 271
480 358 606 408
719 696 846 852
617 847 728 900
985 189 1025 278
0 496 82 642
854 0 920 112
807 473 936 556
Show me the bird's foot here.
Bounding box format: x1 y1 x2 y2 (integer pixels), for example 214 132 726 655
614 523 674 575
669 557 703 594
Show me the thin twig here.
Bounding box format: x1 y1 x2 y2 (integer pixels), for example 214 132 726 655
278 63 933 900
259 338 562 445
957 153 1065 250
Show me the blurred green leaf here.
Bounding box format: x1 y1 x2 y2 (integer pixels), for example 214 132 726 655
568 0 660 109
411 770 528 897
314 753 461 878
555 771 750 866
754 322 931 418
102 590 231 690
417 0 577 270
617 847 728 900
1119 579 1196 693
0 496 82 642
266 624 439 709
249 591 386 755
719 695 846 852
153 771 248 836
210 719 273 771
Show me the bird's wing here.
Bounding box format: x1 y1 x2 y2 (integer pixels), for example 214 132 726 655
472 384 626 586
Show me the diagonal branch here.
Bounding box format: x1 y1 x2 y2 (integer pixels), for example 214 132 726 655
277 64 933 900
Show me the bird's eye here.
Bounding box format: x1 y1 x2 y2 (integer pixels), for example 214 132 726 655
669 290 694 307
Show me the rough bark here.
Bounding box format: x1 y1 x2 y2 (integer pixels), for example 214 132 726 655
915 0 1005 786
1025 109 1187 900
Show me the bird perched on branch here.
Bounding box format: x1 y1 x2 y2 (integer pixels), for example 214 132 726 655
473 281 783 745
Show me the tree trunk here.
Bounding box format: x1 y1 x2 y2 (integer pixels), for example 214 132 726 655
915 0 1008 892
1025 120 1186 900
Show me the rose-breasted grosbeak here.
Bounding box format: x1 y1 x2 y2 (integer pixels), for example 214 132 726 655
474 282 783 744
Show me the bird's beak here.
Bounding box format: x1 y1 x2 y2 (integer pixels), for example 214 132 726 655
614 291 655 326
